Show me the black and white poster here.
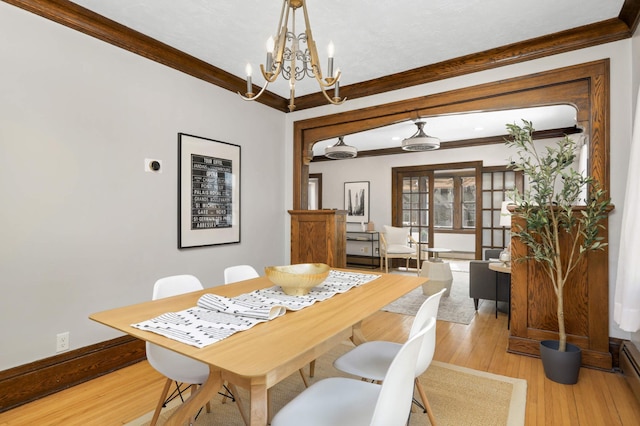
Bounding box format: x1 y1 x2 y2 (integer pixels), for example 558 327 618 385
344 181 370 223
179 133 240 248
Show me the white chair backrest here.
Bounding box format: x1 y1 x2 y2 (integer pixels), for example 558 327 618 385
146 275 209 384
152 274 203 299
224 264 259 284
409 287 445 337
383 225 410 246
370 320 433 426
409 289 443 377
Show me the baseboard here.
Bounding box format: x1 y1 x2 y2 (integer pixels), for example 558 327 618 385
0 336 145 413
620 341 640 404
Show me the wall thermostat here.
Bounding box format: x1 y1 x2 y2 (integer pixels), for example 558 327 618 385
145 158 162 173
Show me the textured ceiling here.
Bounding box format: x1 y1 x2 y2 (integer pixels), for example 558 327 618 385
64 0 622 152
69 0 624 98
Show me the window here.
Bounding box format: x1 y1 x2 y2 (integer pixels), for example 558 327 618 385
434 178 453 228
481 167 524 253
401 174 429 243
392 163 481 257
433 174 475 230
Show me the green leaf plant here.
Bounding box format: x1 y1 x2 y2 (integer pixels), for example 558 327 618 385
505 120 611 352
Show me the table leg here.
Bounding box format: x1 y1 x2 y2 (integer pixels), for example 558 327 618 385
495 273 499 319
164 367 222 426
351 321 367 346
249 378 269 426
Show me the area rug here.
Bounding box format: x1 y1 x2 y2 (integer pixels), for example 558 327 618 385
382 268 479 324
127 343 526 426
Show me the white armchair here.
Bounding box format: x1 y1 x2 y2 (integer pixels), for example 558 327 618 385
379 225 419 274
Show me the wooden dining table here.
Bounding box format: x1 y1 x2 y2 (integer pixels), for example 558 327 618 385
90 270 427 426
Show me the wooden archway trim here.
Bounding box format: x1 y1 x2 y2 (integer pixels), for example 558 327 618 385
293 59 610 210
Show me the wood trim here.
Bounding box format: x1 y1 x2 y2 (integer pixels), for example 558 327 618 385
311 126 582 162
2 1 637 112
294 60 610 210
2 0 289 111
0 336 145 413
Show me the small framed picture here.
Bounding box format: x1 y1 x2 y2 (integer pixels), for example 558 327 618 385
178 133 240 248
344 181 370 223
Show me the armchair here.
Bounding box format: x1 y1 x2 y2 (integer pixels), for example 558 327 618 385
379 225 419 274
469 249 510 311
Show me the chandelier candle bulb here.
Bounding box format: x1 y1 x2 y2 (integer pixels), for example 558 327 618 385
245 63 253 95
238 0 345 110
327 41 334 76
266 37 275 71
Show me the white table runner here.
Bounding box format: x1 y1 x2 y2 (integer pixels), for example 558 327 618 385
132 270 380 348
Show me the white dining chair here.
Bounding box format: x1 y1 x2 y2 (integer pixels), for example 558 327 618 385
224 264 260 283
271 319 434 426
332 287 445 426
380 225 419 273
223 264 313 388
146 274 247 426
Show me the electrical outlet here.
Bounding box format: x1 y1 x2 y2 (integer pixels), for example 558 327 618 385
56 332 69 352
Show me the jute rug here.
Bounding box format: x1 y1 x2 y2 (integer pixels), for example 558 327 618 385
127 342 526 426
382 266 479 324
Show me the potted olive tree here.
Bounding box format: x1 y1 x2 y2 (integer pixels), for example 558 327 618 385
505 120 610 384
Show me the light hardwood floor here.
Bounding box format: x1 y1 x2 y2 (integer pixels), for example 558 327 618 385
1 296 639 425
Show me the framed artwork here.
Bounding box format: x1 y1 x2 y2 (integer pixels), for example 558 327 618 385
344 181 370 223
178 133 240 248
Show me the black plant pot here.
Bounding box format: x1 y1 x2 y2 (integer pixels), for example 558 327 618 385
539 340 582 384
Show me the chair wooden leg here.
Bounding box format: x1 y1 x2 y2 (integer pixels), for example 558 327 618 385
298 368 310 387
309 360 316 377
150 378 173 426
415 378 437 426
227 382 249 426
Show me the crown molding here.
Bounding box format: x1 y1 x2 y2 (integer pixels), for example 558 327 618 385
3 0 637 112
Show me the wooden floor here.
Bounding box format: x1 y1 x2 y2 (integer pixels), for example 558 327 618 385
1 299 639 425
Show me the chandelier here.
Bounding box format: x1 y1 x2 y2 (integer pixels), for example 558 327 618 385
239 0 345 112
402 121 440 151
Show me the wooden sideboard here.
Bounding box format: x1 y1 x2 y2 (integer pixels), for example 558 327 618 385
508 212 612 370
289 210 346 268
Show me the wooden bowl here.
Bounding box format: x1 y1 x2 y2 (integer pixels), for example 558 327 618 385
264 263 330 296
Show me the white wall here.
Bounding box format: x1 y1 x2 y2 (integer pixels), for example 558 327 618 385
288 40 634 341
1 3 636 371
310 143 514 253
629 27 640 347
0 4 287 370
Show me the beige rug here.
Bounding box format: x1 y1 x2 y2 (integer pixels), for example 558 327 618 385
127 342 526 426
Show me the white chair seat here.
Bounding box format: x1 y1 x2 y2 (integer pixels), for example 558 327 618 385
332 288 445 426
146 343 210 384
387 244 416 254
272 323 433 426
147 275 248 426
333 340 400 382
271 378 380 426
380 225 419 273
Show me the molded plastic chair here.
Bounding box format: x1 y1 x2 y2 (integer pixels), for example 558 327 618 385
380 225 419 273
223 264 313 388
224 264 259 284
146 275 247 426
333 288 445 426
271 319 434 426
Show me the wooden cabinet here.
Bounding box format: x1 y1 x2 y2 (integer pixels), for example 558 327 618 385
288 210 346 268
508 213 612 370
